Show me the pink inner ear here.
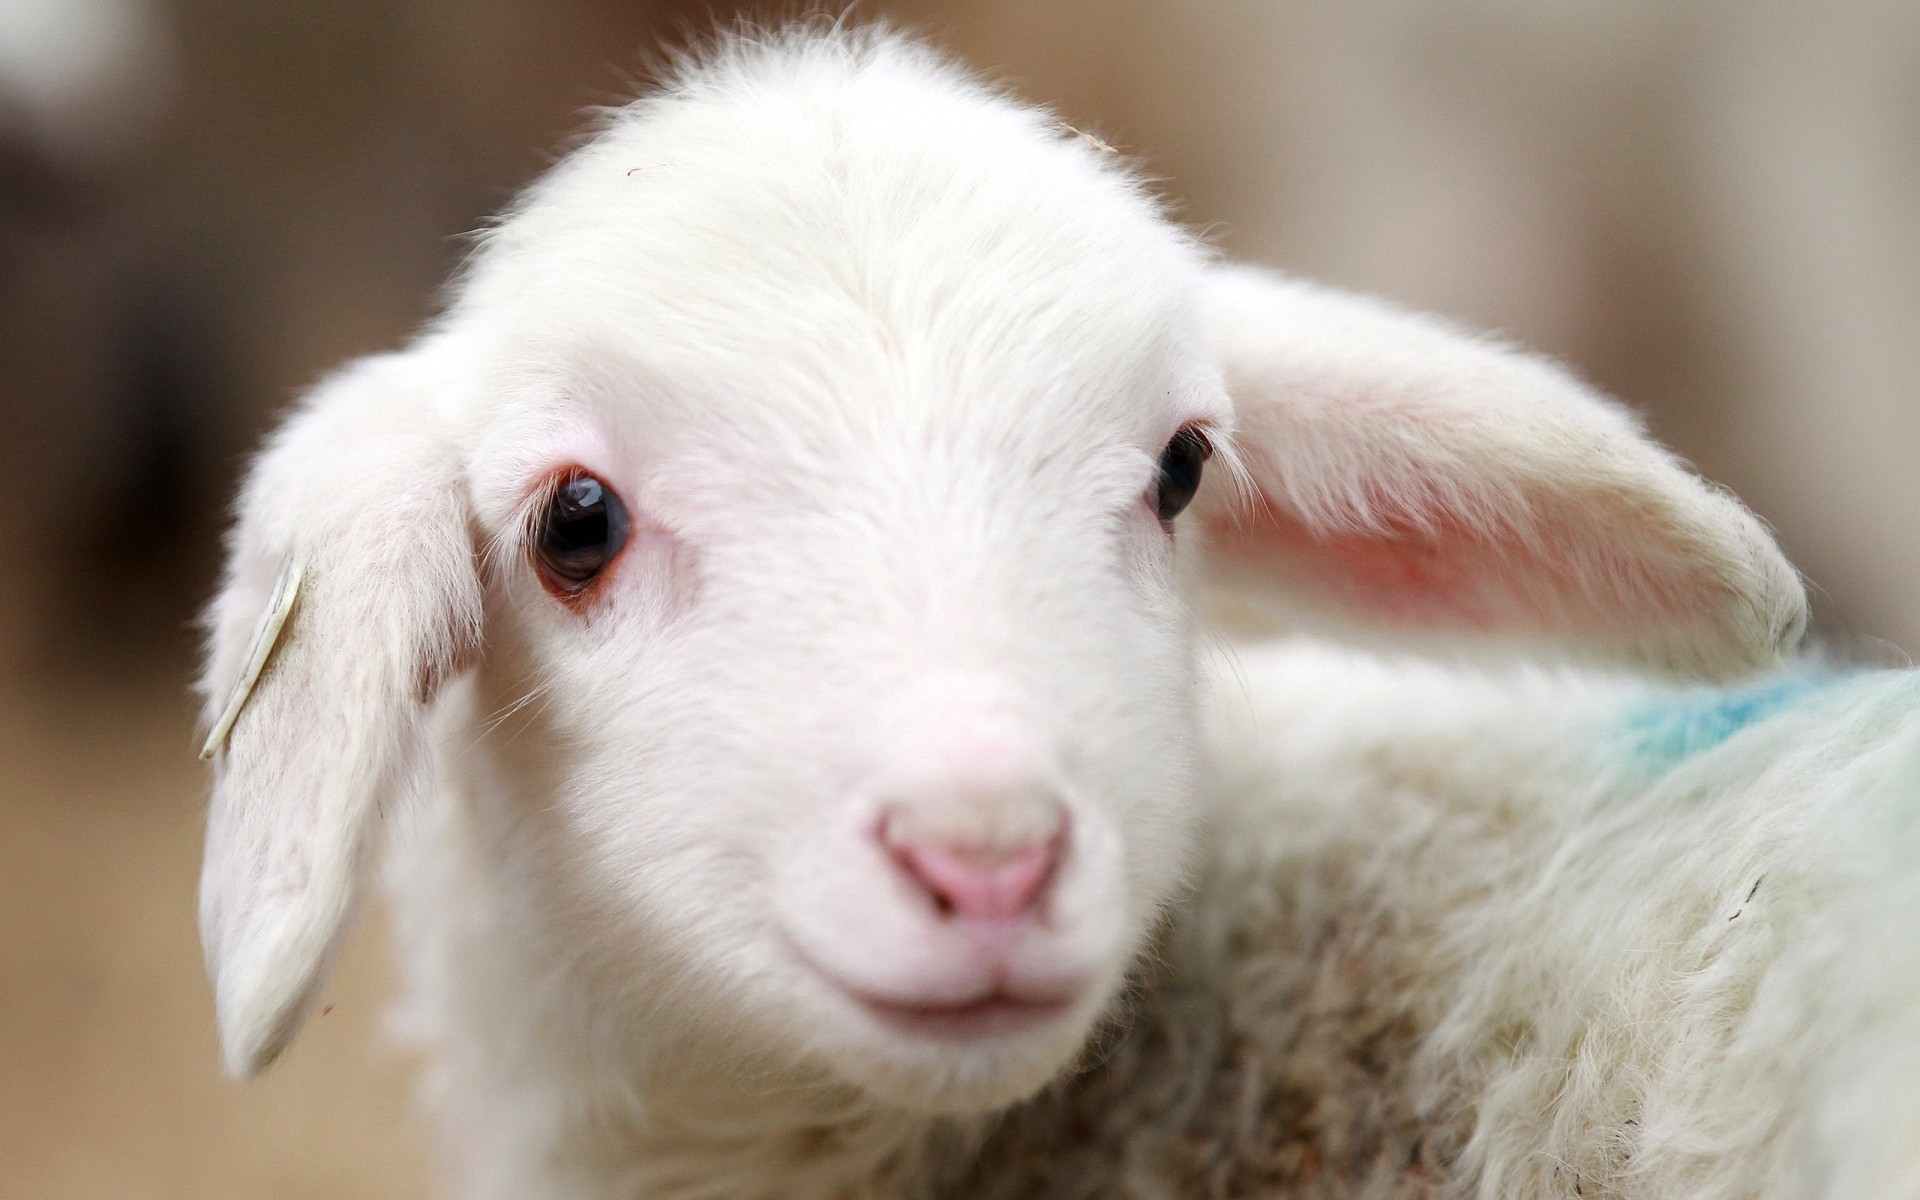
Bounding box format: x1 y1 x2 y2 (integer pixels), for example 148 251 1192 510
1207 491 1702 637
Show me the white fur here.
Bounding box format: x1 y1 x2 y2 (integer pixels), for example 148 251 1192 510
196 26 1885 1200
952 645 1920 1200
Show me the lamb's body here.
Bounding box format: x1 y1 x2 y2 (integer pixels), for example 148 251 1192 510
391 643 1920 1199
972 646 1920 1200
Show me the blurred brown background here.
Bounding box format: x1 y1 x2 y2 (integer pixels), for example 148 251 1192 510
1 0 1914 1195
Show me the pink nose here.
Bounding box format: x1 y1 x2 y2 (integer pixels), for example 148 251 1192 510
888 835 1062 921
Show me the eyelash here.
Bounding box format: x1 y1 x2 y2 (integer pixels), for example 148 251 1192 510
1151 425 1214 526
525 467 631 603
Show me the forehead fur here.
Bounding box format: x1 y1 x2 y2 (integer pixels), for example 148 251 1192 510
450 28 1216 436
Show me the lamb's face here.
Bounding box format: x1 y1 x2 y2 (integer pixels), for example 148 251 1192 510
451 56 1224 1111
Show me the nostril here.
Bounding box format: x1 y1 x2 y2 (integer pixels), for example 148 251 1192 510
888 835 1062 921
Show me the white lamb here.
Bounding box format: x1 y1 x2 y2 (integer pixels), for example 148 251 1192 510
196 26 1919 1200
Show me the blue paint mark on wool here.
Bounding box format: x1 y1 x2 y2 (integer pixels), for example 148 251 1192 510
1625 674 1840 766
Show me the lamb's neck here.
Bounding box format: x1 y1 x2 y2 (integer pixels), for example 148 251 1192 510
589 1060 984 1200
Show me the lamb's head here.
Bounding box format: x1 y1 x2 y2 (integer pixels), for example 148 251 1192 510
196 30 1807 1116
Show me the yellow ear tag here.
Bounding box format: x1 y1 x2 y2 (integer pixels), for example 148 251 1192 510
199 559 304 761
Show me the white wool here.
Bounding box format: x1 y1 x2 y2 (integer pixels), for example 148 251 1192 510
192 23 1911 1200
948 645 1920 1199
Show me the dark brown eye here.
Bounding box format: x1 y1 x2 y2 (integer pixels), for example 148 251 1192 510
534 472 629 589
1153 427 1212 524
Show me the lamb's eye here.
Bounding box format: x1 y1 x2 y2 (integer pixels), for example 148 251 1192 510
534 472 629 589
1152 427 1212 524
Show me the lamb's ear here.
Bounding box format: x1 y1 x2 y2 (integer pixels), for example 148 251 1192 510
1196 265 1806 678
198 348 481 1078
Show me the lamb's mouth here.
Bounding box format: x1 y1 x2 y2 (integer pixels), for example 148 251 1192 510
784 935 1085 1040
850 991 1077 1039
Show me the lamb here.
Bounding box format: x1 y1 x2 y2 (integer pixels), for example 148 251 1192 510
195 25 1916 1199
